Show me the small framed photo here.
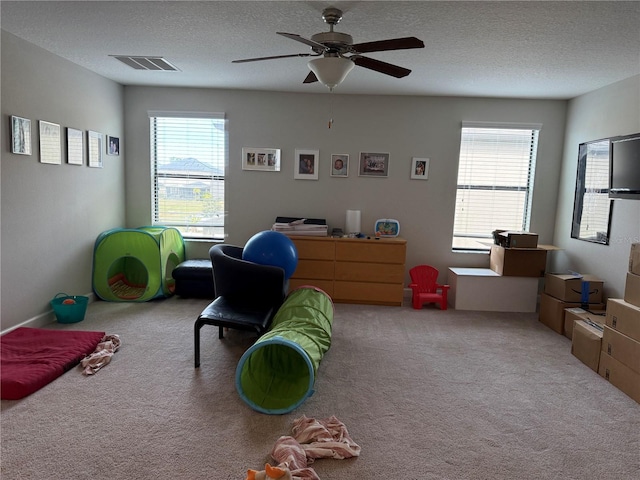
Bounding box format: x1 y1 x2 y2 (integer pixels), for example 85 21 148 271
411 157 430 180
39 120 61 164
294 149 319 180
242 147 281 171
359 152 389 177
330 154 349 177
107 135 120 156
67 127 84 165
88 130 103 168
11 115 32 155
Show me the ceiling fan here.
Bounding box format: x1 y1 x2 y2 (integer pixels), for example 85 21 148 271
232 7 425 90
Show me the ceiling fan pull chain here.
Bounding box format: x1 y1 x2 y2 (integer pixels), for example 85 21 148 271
328 90 334 129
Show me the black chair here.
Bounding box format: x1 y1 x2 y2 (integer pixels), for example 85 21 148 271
194 244 288 368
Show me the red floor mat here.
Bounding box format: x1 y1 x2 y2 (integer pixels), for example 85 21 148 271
1 327 105 400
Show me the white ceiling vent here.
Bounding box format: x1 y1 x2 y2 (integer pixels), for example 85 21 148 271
111 55 179 71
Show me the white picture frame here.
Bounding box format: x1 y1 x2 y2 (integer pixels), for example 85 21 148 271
294 149 319 180
39 120 61 164
88 130 103 168
242 147 281 171
67 128 84 165
330 154 349 177
11 115 32 155
411 157 430 180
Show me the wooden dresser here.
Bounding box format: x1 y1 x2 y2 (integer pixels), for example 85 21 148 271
288 236 407 306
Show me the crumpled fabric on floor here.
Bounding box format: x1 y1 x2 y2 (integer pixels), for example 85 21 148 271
80 334 120 375
270 415 360 480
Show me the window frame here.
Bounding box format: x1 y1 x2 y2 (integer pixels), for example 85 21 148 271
452 121 542 252
149 111 227 240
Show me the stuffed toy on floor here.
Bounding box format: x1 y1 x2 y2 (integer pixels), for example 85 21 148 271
246 463 292 480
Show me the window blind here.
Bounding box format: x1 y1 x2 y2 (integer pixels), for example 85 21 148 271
149 112 226 239
453 123 541 251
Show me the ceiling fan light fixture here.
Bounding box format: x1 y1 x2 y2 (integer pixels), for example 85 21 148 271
308 57 354 90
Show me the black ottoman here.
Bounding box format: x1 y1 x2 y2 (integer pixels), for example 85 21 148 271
172 259 215 299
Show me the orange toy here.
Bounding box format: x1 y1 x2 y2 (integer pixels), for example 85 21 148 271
62 298 76 305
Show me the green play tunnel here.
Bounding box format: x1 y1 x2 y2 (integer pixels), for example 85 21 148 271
235 286 334 414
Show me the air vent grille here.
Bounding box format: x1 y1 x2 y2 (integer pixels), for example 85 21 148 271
111 55 179 71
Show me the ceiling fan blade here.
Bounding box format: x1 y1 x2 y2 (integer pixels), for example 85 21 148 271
351 36 425 54
352 56 412 78
303 71 318 84
277 32 327 51
232 53 317 63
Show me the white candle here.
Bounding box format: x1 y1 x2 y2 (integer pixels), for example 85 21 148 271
345 210 361 234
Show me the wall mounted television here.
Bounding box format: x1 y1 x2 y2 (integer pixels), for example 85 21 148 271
609 132 640 199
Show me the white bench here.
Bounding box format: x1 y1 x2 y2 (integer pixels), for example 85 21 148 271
447 267 540 312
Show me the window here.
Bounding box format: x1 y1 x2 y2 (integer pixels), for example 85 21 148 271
150 112 226 239
571 139 612 244
452 122 541 251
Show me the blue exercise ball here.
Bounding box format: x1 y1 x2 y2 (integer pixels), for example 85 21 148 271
242 231 298 279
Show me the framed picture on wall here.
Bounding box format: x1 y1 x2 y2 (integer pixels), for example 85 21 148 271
294 149 319 180
107 135 120 156
88 130 103 168
358 152 389 177
411 157 430 180
242 147 281 171
39 120 61 164
11 115 32 155
67 127 84 165
330 154 349 177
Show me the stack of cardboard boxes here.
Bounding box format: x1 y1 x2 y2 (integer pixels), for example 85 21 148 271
539 274 605 335
489 231 549 277
597 245 640 403
561 243 640 404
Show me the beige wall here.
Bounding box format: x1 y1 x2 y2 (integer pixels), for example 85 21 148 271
124 87 567 285
552 75 640 298
1 31 125 331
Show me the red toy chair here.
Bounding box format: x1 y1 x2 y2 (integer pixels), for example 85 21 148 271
409 265 450 310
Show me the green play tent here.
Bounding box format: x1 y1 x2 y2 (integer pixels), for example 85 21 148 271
92 226 185 302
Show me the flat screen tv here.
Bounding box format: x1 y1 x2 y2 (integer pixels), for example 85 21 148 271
609 132 640 199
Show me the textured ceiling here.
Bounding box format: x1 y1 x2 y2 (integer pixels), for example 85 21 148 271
1 1 639 99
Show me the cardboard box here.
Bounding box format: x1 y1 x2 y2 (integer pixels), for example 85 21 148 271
624 272 640 308
602 326 640 374
489 245 547 277
598 352 640 404
496 231 539 249
544 273 604 303
538 293 604 335
563 307 606 339
571 320 604 372
629 243 640 275
606 298 640 342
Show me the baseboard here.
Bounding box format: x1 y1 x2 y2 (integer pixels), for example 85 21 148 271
1 292 97 336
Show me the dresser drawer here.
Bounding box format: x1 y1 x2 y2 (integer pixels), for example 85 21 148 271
292 259 334 280
335 262 404 283
292 238 335 260
289 278 334 297
335 242 406 264
333 281 404 306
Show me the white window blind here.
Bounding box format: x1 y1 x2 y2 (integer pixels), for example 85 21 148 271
452 122 541 251
149 112 226 239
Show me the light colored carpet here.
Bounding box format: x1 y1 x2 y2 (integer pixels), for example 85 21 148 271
1 297 638 479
